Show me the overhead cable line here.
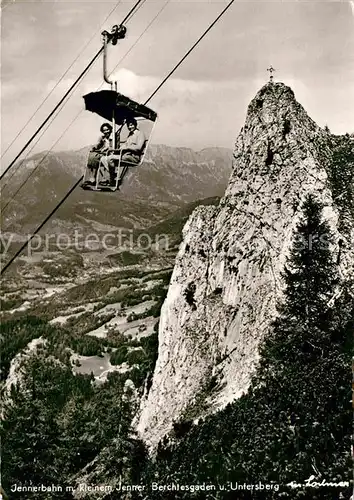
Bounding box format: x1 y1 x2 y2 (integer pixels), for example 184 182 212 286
0 0 145 183
0 0 234 275
1 0 167 214
0 101 73 212
1 99 68 195
1 1 122 162
145 0 235 105
108 0 170 82
123 0 147 22
0 179 84 277
0 0 134 197
0 51 102 182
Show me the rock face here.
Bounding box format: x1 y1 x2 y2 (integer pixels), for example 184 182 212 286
137 82 353 448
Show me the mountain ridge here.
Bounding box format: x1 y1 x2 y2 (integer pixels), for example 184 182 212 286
1 145 232 235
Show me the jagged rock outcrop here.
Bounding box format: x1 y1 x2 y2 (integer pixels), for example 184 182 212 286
4 337 47 396
137 82 354 448
2 337 48 419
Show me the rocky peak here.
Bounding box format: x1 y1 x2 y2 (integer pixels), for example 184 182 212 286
229 82 324 189
137 82 353 449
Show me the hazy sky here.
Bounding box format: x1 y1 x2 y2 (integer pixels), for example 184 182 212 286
1 0 353 165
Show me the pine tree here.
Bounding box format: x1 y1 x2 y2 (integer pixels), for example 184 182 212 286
2 357 71 498
281 195 337 325
254 193 352 493
261 194 340 372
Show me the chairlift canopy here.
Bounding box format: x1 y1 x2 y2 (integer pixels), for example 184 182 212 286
83 90 157 124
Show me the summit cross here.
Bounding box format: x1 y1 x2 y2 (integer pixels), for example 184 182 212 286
267 66 275 82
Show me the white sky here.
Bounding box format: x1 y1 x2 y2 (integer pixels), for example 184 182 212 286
1 0 353 167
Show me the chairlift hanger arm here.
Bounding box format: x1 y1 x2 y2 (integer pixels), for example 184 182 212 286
102 24 127 85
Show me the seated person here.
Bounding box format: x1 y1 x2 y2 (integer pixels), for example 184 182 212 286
100 118 146 186
84 123 112 184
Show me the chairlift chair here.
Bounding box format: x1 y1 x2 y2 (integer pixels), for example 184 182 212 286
82 90 157 192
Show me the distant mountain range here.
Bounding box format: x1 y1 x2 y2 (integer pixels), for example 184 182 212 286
1 145 232 234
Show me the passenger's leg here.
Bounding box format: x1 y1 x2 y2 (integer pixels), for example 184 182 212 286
98 154 119 185
99 156 110 184
117 153 139 185
100 155 109 169
108 155 120 186
89 166 100 183
86 152 101 183
121 152 140 164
